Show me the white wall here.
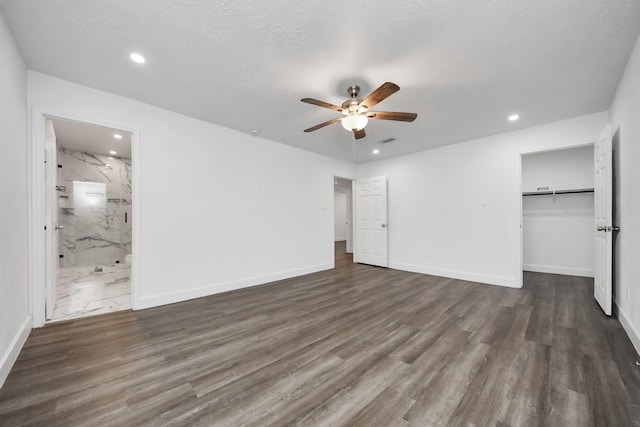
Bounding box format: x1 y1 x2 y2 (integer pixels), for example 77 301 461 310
334 190 347 241
609 32 640 355
357 112 608 288
0 12 30 388
522 193 594 277
522 146 594 277
522 145 594 192
28 72 355 310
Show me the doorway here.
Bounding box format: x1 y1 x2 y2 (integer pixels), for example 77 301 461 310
334 177 354 265
45 117 133 322
520 145 595 279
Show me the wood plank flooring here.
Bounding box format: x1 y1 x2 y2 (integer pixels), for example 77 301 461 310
1 242 639 426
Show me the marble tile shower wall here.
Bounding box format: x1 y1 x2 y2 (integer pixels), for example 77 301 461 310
57 148 132 268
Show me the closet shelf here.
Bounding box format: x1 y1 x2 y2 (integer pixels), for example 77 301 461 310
522 188 594 197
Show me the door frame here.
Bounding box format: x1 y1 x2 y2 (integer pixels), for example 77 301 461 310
28 107 141 327
330 174 355 267
43 119 58 320
518 139 596 287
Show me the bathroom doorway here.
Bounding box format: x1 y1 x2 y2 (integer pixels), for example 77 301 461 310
45 117 133 322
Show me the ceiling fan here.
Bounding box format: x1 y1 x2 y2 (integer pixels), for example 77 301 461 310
301 82 417 140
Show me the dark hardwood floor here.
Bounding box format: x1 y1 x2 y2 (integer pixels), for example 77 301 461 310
1 242 639 426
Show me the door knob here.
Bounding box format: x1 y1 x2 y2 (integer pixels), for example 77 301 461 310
609 226 620 232
381 224 386 228
597 226 606 231
55 225 64 230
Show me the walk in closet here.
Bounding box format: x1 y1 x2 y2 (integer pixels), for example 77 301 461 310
522 145 595 277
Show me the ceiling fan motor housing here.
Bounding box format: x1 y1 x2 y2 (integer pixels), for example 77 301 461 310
343 86 369 114
342 99 366 114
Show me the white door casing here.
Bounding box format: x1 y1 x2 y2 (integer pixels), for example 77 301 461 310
346 182 353 254
594 125 613 316
354 176 388 267
44 119 59 320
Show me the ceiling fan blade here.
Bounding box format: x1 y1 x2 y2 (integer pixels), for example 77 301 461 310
361 82 400 109
353 128 366 139
368 111 417 122
304 118 341 132
301 98 343 113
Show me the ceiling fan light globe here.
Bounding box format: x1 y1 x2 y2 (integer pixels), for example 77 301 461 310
341 114 368 131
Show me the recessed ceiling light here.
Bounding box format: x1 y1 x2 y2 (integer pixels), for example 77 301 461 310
372 149 380 154
107 157 114 160
109 150 117 155
130 52 145 64
508 114 520 121
114 134 123 139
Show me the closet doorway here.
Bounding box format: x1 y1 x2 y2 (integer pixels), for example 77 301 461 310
521 145 595 278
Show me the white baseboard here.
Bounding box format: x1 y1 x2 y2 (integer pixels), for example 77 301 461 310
523 263 594 278
137 263 333 310
388 261 519 288
0 316 31 389
615 304 640 357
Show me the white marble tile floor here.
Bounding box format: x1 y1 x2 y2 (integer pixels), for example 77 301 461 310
50 265 131 322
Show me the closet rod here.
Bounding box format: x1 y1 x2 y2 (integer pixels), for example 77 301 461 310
522 188 594 197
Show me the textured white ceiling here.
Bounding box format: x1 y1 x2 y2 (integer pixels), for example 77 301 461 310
2 0 639 163
52 118 132 158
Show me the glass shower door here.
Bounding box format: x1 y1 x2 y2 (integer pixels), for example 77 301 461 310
66 180 108 268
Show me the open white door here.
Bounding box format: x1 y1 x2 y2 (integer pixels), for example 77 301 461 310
44 119 59 320
594 125 614 316
354 176 388 267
